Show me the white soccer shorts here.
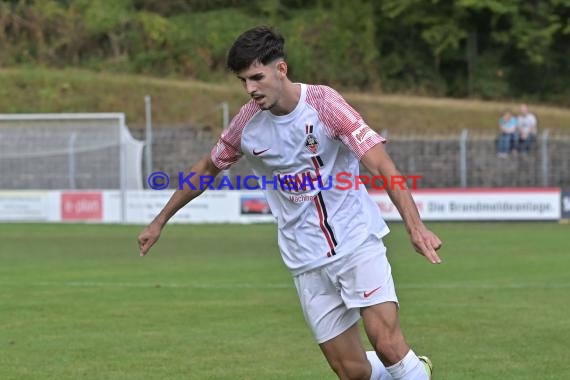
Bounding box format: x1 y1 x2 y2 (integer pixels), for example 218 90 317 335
293 235 398 344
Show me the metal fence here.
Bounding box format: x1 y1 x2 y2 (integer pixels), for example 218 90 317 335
379 129 570 188
136 127 570 190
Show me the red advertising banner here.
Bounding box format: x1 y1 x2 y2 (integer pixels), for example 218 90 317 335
61 192 103 221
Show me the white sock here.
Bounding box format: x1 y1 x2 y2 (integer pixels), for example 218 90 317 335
366 351 392 380
385 349 428 380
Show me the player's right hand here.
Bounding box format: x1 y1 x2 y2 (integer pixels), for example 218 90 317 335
138 223 162 257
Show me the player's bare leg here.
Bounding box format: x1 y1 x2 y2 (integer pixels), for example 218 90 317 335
362 302 431 379
319 322 371 380
361 302 409 364
319 323 391 380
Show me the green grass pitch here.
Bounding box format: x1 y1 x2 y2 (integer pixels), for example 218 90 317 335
1 222 568 379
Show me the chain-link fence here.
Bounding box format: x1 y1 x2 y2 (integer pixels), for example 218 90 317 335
138 127 570 189
380 129 570 188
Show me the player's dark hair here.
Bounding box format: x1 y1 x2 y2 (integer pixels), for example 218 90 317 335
227 26 285 73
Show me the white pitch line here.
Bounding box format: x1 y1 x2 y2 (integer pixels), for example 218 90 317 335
17 281 570 290
400 283 570 290
49 281 292 289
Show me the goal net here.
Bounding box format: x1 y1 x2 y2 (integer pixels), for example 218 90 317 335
0 113 144 190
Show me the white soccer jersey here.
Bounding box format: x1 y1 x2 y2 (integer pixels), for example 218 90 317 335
518 113 537 138
211 84 390 275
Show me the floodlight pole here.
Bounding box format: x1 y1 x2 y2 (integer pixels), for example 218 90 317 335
459 129 468 188
540 129 550 187
144 95 153 184
221 101 229 129
68 132 77 189
221 102 230 177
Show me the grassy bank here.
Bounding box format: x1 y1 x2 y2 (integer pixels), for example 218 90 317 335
1 67 569 135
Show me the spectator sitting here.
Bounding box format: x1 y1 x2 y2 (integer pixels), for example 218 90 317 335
517 103 538 154
497 109 518 158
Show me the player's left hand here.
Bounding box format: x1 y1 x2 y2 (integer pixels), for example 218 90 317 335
409 226 442 264
138 222 162 257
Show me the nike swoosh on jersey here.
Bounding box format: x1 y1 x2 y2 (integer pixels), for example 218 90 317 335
363 286 382 298
253 148 270 156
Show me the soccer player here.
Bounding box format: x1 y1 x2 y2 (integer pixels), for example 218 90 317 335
138 26 442 380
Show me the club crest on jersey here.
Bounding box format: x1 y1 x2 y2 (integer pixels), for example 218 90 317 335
305 133 319 154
